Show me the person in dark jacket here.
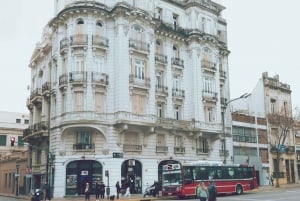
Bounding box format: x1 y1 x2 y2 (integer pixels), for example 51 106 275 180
99 181 106 199
116 181 121 199
207 181 217 201
95 180 101 201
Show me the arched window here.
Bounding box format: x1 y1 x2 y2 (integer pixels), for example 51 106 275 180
95 20 104 36
75 18 85 35
131 24 145 41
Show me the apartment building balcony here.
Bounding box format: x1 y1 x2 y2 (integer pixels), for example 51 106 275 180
69 71 87 86
201 59 216 73
155 53 168 65
59 73 68 90
270 145 295 154
23 121 48 140
196 148 210 155
42 82 50 97
129 74 150 90
174 146 185 154
155 85 168 97
73 143 95 151
70 34 88 49
219 69 227 80
92 35 109 51
60 37 69 54
172 89 185 99
30 88 43 106
123 144 142 152
156 117 190 130
156 146 168 153
202 91 218 102
91 72 109 89
129 39 150 54
233 135 257 143
171 57 184 71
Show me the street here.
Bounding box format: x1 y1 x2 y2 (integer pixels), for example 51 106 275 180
1 186 300 201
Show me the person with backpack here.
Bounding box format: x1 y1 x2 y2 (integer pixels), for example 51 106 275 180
207 181 217 201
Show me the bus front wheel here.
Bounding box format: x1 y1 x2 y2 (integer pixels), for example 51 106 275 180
235 184 243 195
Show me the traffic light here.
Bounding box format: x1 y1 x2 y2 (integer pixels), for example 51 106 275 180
10 137 15 146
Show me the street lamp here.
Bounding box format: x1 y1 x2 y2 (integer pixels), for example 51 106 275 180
222 93 251 164
16 162 20 196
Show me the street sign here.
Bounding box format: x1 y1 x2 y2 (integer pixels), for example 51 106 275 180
113 152 123 158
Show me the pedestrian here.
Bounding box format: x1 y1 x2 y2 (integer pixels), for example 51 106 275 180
207 181 217 201
124 180 131 198
116 181 121 199
84 182 91 201
270 174 274 186
95 180 101 201
99 181 106 199
196 181 209 201
43 181 51 201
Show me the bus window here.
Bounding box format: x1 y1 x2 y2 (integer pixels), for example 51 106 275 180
195 166 208 180
207 167 216 180
183 167 194 184
227 167 235 179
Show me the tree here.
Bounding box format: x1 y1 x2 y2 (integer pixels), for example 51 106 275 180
267 105 294 188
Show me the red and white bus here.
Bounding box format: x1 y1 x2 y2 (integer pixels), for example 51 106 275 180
161 160 258 198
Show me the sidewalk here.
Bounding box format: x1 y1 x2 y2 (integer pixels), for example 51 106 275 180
254 182 300 192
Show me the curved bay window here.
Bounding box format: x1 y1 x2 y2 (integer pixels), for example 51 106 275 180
66 160 102 195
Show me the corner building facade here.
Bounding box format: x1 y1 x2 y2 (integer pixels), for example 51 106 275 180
25 0 230 198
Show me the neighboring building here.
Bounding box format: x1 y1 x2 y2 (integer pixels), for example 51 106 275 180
24 0 230 198
231 72 297 186
0 111 29 195
294 119 300 181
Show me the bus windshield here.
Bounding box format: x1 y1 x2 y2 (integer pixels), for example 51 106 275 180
162 170 182 185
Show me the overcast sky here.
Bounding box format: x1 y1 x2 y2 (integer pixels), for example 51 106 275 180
0 0 299 114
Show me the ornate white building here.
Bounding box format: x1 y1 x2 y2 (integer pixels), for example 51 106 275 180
24 0 230 198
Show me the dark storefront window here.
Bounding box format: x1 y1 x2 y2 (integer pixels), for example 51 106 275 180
66 160 102 195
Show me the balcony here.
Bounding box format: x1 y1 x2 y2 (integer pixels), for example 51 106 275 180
69 71 87 86
196 148 209 154
60 37 69 54
156 146 168 153
155 85 168 97
30 88 43 106
201 59 216 73
270 145 295 154
73 143 95 151
23 121 48 140
129 74 150 89
123 144 142 152
59 74 68 90
91 72 109 88
155 53 168 64
70 34 88 48
129 39 149 54
92 35 109 51
202 91 218 102
174 146 185 154
172 89 185 99
171 57 184 68
42 82 50 97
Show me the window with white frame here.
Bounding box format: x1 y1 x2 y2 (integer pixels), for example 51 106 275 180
76 131 91 145
172 45 179 58
61 93 66 113
95 92 104 113
175 135 183 147
135 59 145 81
270 98 276 114
203 76 216 95
94 55 104 72
204 106 215 123
74 91 84 111
173 75 181 91
131 24 144 41
156 71 163 89
197 138 208 153
157 102 164 118
75 55 85 72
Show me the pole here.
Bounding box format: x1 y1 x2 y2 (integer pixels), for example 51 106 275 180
16 163 20 196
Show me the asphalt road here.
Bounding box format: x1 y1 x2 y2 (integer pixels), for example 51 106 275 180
156 186 300 201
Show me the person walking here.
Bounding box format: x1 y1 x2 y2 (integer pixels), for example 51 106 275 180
95 180 101 201
84 182 91 201
99 181 106 199
116 181 121 199
124 180 131 198
207 181 217 201
196 181 209 201
43 181 51 201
